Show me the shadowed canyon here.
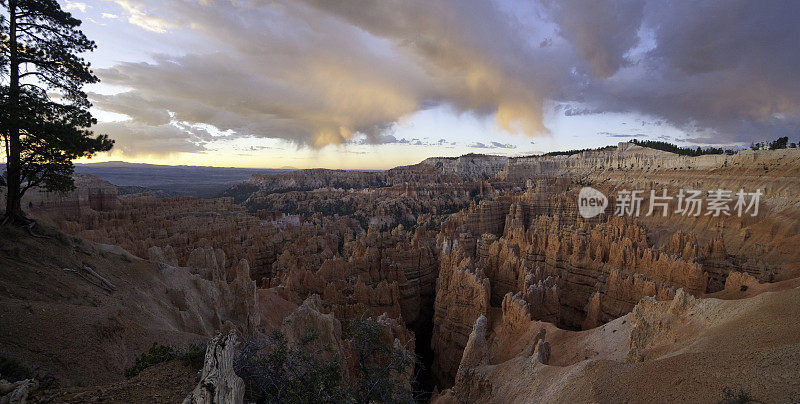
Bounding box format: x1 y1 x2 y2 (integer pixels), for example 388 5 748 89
2 143 800 402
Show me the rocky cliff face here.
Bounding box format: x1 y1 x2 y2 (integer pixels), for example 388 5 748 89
426 146 800 390
497 143 733 182
39 169 467 391
243 169 388 193
428 197 705 386
421 154 509 180
19 144 800 396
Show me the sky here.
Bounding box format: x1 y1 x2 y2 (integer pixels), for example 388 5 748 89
58 0 800 169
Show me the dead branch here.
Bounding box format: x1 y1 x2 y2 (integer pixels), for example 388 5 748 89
83 265 117 291
62 267 116 293
63 268 108 292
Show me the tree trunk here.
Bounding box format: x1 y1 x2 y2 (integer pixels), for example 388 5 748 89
4 0 25 223
5 134 22 221
183 330 245 404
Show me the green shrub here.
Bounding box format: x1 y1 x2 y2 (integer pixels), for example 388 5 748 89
53 231 71 246
235 329 347 403
124 343 176 379
348 314 416 403
235 315 417 403
720 386 754 404
124 342 206 379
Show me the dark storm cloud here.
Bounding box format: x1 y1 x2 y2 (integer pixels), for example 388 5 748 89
572 0 800 143
90 92 172 126
674 137 722 145
539 0 645 78
94 0 800 155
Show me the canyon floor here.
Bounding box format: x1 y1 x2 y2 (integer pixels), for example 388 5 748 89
2 143 800 403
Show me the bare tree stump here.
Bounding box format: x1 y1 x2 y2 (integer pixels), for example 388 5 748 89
183 330 244 404
0 378 38 404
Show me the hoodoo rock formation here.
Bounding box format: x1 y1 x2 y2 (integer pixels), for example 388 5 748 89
6 143 800 401
431 245 491 385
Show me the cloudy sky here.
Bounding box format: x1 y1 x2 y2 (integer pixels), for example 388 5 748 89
65 0 800 169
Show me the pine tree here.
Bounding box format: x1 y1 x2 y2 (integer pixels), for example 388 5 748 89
1 0 113 224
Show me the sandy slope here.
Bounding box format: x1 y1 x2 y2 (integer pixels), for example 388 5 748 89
0 225 235 386
440 280 800 403
28 359 197 403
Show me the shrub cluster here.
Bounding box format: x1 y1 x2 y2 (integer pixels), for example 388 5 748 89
124 342 206 379
234 315 417 403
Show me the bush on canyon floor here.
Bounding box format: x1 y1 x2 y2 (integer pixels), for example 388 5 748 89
348 315 416 404
235 329 347 403
234 315 416 403
720 386 755 404
125 343 176 379
124 342 206 379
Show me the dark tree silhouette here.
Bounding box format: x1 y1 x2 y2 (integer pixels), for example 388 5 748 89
631 139 728 156
1 0 112 225
769 136 788 150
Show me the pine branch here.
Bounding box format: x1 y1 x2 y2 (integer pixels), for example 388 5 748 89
18 70 42 79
